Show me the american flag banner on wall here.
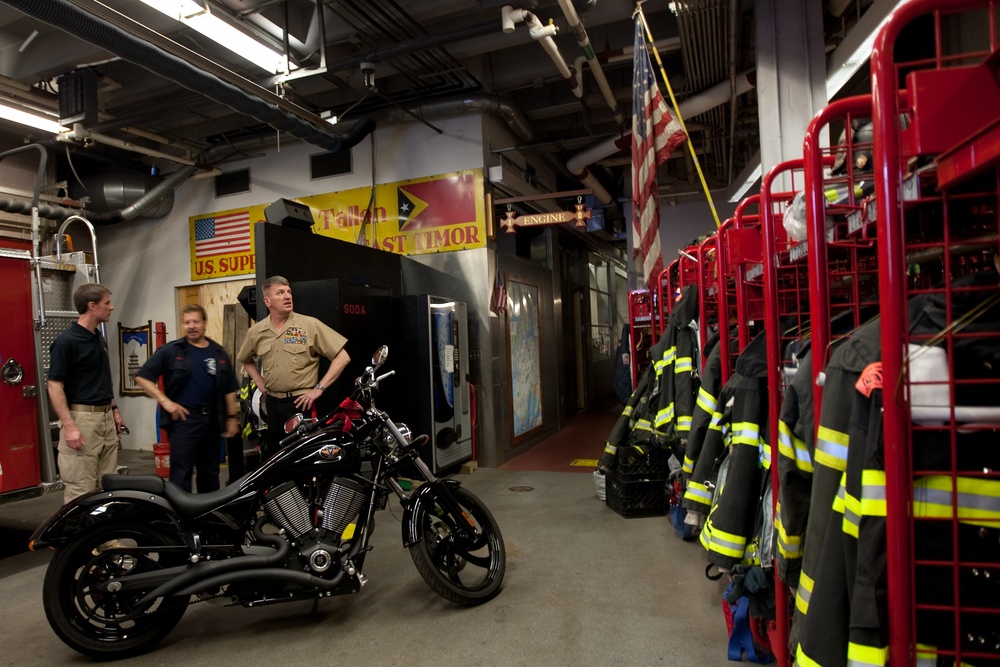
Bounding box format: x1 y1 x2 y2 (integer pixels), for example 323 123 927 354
194 210 252 258
631 16 686 289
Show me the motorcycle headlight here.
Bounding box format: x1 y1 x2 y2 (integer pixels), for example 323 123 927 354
394 423 413 443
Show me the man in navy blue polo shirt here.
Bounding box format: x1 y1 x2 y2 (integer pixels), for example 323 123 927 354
47 283 128 504
136 304 240 492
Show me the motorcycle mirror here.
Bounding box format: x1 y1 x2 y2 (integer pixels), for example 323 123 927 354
283 413 306 434
372 345 388 367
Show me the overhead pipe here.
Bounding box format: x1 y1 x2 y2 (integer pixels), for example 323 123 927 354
58 124 199 167
556 0 623 125
321 20 501 76
502 5 580 98
0 118 376 224
576 37 682 81
0 0 369 153
567 70 757 204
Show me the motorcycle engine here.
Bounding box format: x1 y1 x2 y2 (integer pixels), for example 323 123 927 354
263 478 366 574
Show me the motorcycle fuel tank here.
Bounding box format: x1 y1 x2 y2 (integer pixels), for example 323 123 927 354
246 429 362 488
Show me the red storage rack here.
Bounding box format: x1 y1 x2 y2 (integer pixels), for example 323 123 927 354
696 234 720 371
873 1 1000 665
803 94 881 414
656 263 672 336
718 195 765 383
759 158 809 667
627 289 655 388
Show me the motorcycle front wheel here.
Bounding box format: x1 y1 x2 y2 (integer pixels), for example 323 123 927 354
408 486 505 606
42 523 189 659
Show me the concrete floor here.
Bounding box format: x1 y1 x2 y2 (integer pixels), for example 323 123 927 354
0 449 736 666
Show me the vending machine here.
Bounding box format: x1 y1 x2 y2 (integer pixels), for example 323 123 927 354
393 295 472 472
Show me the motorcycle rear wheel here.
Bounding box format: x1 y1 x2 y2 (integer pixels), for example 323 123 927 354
408 487 505 606
42 523 189 659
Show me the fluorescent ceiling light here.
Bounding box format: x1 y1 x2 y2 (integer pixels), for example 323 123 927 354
0 102 67 133
140 0 294 74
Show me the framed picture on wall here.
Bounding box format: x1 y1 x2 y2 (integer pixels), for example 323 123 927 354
505 275 543 444
118 321 151 396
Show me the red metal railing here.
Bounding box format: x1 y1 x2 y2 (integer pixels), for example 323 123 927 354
873 1 1000 664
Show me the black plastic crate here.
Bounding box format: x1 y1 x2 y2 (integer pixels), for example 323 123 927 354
606 471 667 518
614 445 667 480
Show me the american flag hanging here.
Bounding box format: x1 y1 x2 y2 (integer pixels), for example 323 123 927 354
194 210 252 258
631 16 686 289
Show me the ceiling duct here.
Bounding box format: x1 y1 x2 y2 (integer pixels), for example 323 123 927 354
1 0 373 153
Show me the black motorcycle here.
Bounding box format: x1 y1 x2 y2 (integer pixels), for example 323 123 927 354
30 345 505 659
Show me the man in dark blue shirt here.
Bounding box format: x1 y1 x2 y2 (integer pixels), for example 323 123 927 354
47 283 128 504
136 304 240 492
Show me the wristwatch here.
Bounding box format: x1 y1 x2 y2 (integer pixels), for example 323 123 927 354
314 382 324 391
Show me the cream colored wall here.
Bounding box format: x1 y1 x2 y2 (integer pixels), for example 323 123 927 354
96 115 486 450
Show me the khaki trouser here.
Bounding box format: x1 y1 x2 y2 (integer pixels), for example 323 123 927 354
57 409 118 504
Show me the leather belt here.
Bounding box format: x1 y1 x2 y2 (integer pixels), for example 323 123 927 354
69 403 113 413
183 406 214 415
271 389 309 399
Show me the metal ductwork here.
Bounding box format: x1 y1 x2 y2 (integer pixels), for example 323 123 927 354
71 172 174 219
372 94 536 143
0 118 375 224
0 0 373 154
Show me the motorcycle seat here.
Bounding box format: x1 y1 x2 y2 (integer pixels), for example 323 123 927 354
101 474 246 518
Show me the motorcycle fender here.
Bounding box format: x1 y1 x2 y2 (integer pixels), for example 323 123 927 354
401 479 464 548
29 490 181 550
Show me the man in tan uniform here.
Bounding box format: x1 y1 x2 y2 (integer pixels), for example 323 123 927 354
237 275 350 458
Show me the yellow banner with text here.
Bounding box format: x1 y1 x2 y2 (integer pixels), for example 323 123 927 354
301 169 486 254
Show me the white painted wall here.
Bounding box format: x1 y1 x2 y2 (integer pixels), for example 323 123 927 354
97 114 486 450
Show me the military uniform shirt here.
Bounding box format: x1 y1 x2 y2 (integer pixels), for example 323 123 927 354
236 311 347 394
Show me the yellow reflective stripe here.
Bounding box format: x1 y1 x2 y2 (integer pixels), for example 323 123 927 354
796 644 823 667
634 418 653 433
675 356 692 373
861 469 886 517
603 442 618 455
778 421 814 473
815 425 849 471
795 572 814 615
242 422 252 438
914 644 965 667
239 385 250 400
913 476 1000 527
699 520 712 551
696 386 718 414
676 415 692 431
847 642 888 667
685 481 713 507
682 455 694 474
832 475 847 514
760 441 772 470
706 524 747 559
775 512 803 559
731 422 761 447
843 488 861 538
622 404 633 417
708 409 724 432
654 403 675 428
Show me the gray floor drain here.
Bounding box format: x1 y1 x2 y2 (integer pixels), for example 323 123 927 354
507 486 534 492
